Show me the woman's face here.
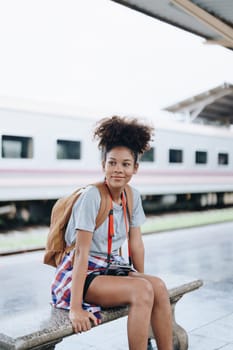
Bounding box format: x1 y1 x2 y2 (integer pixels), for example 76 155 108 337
103 146 138 190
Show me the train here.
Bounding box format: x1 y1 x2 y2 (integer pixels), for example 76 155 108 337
1 104 233 224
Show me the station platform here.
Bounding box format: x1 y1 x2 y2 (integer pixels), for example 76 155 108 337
0 221 233 349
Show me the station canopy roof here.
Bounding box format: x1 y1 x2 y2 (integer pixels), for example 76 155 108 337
163 82 233 126
111 0 233 50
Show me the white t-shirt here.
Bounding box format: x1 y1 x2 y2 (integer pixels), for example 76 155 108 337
65 185 146 258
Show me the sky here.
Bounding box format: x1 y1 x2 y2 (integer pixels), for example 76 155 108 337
0 0 233 120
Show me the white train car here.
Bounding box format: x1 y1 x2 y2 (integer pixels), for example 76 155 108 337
136 121 233 210
0 110 101 200
1 106 233 222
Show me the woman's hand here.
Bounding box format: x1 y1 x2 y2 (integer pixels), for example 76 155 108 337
69 309 99 333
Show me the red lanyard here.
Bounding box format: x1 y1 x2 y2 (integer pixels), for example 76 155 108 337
106 186 131 266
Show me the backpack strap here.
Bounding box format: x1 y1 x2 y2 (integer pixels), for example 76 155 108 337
94 182 112 228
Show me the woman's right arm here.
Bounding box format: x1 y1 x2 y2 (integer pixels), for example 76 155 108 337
69 229 99 333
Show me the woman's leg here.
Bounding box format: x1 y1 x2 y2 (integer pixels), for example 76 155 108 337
129 272 173 350
85 275 154 350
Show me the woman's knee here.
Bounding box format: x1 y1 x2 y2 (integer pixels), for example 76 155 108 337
152 277 169 303
129 278 154 308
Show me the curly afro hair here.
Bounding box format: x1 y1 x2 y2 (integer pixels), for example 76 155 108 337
93 116 154 161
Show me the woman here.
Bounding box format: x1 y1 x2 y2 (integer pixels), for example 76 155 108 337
51 116 173 350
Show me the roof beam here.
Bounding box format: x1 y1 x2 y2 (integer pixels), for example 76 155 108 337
205 39 233 48
165 88 233 113
170 0 233 47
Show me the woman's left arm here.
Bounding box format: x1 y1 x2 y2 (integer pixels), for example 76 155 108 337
129 227 145 273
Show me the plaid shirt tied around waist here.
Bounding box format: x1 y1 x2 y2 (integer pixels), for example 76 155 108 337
51 249 128 319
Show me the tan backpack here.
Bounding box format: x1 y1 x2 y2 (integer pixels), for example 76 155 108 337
43 182 133 267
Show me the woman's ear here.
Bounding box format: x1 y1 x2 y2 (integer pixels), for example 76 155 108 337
133 162 139 174
102 160 106 171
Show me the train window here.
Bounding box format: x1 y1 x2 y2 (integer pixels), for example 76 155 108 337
56 139 81 160
169 149 183 163
218 153 228 165
140 147 155 162
195 151 207 164
1 135 33 159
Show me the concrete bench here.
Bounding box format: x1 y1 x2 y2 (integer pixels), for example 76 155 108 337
0 279 203 350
